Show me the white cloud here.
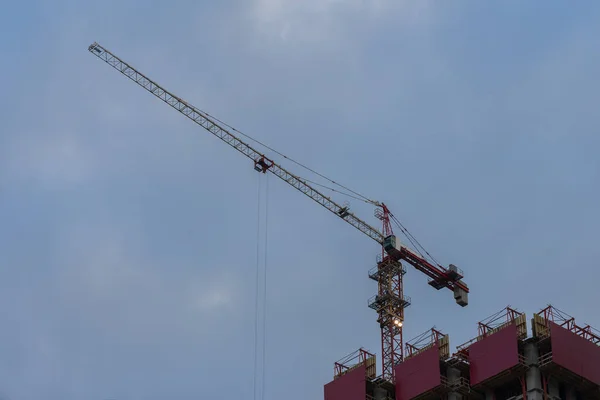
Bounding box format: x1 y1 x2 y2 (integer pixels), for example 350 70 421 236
249 0 434 43
52 219 240 339
2 132 92 186
191 281 236 311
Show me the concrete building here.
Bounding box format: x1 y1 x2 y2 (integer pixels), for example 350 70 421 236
324 305 600 400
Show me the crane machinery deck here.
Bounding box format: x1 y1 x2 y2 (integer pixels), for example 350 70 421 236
87 41 470 383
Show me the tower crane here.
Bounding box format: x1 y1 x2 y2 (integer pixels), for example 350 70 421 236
87 42 469 382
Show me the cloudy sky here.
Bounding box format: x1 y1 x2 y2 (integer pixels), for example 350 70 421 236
1 1 600 399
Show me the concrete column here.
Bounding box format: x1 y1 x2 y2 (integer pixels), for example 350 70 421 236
547 377 560 399
446 367 462 400
524 342 544 400
373 386 388 400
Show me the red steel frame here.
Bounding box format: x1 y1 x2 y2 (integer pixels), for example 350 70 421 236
537 305 600 395
334 348 375 378
405 328 446 358
539 305 600 344
376 204 404 382
454 306 526 361
478 306 524 338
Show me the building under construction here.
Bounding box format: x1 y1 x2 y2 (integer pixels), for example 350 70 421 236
325 305 600 400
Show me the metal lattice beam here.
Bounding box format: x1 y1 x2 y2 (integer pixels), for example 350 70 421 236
88 42 385 245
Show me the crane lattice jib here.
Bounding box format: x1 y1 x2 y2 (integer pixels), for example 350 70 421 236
88 42 385 245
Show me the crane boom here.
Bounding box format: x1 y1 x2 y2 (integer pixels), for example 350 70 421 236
88 42 384 245
87 41 469 296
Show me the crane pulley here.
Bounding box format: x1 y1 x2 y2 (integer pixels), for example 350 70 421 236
88 41 469 381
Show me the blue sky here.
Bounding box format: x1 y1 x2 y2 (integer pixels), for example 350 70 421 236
1 1 600 399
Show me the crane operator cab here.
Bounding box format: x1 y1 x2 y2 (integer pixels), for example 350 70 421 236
383 235 402 259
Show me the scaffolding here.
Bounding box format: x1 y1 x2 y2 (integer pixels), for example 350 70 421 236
326 305 600 400
533 305 600 398
455 306 528 355
333 348 377 380
450 306 528 396
392 328 457 400
477 306 528 340
405 327 450 360
533 304 600 344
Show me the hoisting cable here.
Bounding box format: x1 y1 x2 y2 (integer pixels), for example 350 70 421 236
298 176 373 204
387 213 424 257
218 92 437 270
198 108 377 205
261 173 270 400
389 213 442 267
253 174 262 400
253 173 269 400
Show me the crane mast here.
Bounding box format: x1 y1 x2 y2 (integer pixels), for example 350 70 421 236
88 42 469 382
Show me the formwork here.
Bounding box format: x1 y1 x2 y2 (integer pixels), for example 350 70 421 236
452 307 529 398
533 305 600 399
324 349 391 400
324 364 368 400
394 328 455 400
324 304 600 400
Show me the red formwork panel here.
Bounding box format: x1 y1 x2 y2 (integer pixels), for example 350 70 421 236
550 322 600 385
469 323 519 386
324 364 366 400
394 344 441 400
